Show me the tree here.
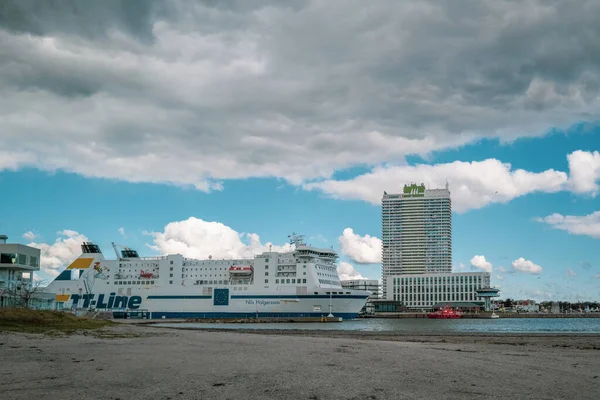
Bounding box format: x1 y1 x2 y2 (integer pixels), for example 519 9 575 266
0 279 47 309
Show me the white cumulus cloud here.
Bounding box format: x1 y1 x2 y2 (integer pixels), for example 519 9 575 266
118 227 126 238
337 261 366 281
496 275 505 281
304 150 600 213
145 217 292 259
536 211 600 239
28 230 89 278
511 258 543 274
566 268 577 277
567 150 600 194
22 231 37 241
338 228 381 264
470 255 493 272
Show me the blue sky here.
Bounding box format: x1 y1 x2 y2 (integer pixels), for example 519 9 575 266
1 1 600 302
2 124 599 301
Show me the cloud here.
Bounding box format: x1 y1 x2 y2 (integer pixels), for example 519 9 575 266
496 275 505 281
567 150 600 194
454 263 466 272
2 1 600 192
118 227 126 238
338 228 381 264
470 255 493 272
536 211 600 239
566 268 577 277
22 231 37 241
593 274 600 279
145 217 292 259
511 258 543 274
497 266 507 273
337 261 366 281
28 230 89 278
304 150 599 212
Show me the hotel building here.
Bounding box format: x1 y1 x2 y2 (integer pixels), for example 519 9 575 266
381 183 452 297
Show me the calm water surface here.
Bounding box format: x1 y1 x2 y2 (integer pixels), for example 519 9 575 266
155 317 600 334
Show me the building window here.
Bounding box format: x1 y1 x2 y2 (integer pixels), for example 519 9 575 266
265 279 269 283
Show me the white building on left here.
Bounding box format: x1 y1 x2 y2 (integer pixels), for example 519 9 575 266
0 234 42 308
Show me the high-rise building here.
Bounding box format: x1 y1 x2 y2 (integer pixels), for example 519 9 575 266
381 183 452 297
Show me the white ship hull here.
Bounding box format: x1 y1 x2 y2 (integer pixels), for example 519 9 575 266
65 289 368 319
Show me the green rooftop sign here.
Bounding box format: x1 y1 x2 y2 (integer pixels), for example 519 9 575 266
403 183 425 197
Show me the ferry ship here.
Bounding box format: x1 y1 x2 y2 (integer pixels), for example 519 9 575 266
45 234 370 320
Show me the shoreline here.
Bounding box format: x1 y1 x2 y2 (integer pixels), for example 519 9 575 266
366 313 600 318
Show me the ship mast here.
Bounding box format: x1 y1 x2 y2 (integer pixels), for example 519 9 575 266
288 232 306 246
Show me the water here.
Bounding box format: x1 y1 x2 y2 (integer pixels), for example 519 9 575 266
154 317 600 334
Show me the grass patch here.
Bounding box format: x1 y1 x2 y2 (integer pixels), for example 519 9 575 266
0 308 113 334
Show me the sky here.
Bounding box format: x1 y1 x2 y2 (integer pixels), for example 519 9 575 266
1 0 599 302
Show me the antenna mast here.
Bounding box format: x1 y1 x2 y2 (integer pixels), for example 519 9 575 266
288 232 305 246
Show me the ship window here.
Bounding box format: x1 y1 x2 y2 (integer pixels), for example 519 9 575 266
169 280 173 284
265 272 268 276
265 265 268 269
170 274 173 277
286 279 290 284
151 281 154 284
303 279 306 283
170 261 173 265
276 279 279 284
128 281 131 285
265 258 269 262
265 279 268 283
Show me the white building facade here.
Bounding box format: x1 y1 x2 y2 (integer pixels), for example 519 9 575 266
386 272 490 310
381 183 452 297
0 235 41 308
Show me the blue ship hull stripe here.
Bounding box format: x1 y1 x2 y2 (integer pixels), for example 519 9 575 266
147 295 212 299
149 311 360 319
146 295 368 300
231 295 369 299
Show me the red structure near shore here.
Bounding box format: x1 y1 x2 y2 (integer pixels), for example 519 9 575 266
427 307 461 319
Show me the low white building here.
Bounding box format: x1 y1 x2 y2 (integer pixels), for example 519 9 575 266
0 235 41 308
386 272 491 310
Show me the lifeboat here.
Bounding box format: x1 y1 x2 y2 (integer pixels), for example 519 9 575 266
140 270 154 278
229 265 253 275
427 307 461 319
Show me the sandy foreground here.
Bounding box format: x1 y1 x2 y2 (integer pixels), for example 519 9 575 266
1 324 599 400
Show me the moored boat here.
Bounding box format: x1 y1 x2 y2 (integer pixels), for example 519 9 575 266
427 307 461 319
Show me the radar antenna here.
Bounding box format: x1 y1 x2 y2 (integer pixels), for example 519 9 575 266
288 232 305 246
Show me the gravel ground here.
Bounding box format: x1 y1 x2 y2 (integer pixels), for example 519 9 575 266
1 324 599 400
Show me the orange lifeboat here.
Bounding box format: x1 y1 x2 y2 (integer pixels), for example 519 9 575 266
228 265 253 275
